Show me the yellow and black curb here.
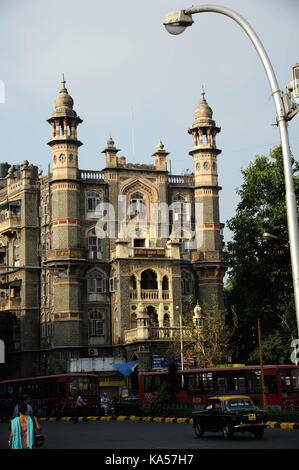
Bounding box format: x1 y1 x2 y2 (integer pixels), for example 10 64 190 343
37 416 193 424
1 416 299 429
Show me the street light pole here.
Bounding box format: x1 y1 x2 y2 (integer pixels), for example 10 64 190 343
176 305 184 371
179 311 184 372
164 5 299 338
257 319 268 412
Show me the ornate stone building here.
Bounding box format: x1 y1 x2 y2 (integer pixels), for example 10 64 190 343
0 79 226 382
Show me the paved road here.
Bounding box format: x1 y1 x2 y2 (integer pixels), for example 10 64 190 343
1 420 299 450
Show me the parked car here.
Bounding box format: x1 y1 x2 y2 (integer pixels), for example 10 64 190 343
192 395 268 439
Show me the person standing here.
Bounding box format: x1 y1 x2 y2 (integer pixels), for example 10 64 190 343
74 394 87 423
8 402 40 449
12 395 34 419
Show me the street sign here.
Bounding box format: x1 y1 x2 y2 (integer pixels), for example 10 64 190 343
152 356 180 370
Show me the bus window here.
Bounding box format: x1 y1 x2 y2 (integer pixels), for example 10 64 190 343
216 377 226 392
280 370 293 392
187 373 201 393
58 382 66 396
233 376 247 393
280 369 299 392
202 373 214 393
264 375 278 393
68 376 100 397
291 369 299 391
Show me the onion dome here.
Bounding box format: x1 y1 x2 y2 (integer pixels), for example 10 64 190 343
194 86 213 120
157 138 164 151
152 137 169 158
54 74 74 110
50 74 79 119
107 136 115 148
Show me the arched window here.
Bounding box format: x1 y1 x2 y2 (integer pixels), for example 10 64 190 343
13 238 20 266
86 191 101 219
87 271 106 301
162 276 169 290
147 306 159 327
181 271 192 295
89 310 104 336
173 194 187 218
87 228 102 260
130 275 137 291
130 192 146 216
141 269 157 290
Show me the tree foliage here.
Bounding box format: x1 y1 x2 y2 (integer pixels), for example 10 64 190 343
225 145 299 363
168 295 237 368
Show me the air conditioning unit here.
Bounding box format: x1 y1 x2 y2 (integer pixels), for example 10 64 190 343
88 348 98 357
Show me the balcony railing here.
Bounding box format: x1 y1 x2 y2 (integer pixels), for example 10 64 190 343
168 175 194 186
79 170 105 181
129 290 170 300
140 290 159 300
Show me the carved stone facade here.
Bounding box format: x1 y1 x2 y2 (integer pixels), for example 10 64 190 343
0 80 227 381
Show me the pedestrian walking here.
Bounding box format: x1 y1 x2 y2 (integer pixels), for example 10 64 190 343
8 402 41 449
74 394 87 423
12 394 34 419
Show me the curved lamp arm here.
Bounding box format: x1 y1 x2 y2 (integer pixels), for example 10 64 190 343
165 4 299 337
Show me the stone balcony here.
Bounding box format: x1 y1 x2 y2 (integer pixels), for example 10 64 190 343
0 212 20 235
124 326 180 344
0 296 21 311
129 290 170 301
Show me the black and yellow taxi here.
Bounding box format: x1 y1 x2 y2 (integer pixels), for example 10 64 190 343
192 395 268 439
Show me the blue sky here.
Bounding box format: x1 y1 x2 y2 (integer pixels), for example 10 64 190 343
0 0 298 243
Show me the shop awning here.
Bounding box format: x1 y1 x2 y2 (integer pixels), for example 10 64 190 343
112 360 138 376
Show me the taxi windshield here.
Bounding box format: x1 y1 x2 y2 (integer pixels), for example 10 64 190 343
226 398 253 409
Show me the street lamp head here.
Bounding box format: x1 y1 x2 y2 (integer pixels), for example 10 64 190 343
163 10 193 35
262 232 280 241
291 64 299 98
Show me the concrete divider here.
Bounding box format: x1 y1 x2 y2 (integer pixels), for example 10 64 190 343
1 416 299 429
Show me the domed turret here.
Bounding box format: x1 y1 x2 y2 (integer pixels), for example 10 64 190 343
50 74 79 118
47 76 83 181
152 137 169 171
107 136 115 148
54 75 74 110
194 86 213 120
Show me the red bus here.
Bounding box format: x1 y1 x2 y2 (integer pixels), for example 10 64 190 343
139 365 299 410
0 373 100 419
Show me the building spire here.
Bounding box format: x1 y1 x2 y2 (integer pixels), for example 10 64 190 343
61 73 66 90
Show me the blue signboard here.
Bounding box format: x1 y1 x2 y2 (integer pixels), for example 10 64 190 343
152 356 181 370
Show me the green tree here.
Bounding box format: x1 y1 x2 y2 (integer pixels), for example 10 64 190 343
225 145 299 363
168 295 237 368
